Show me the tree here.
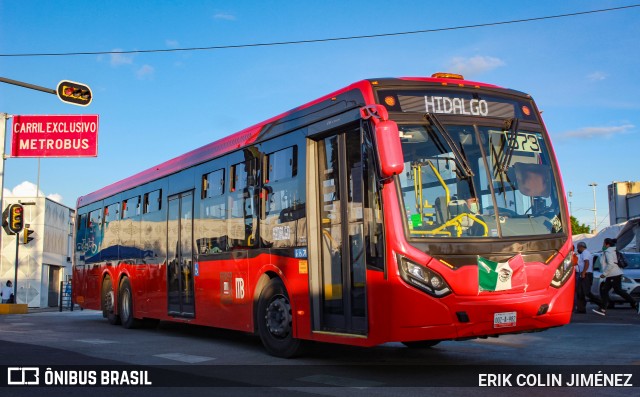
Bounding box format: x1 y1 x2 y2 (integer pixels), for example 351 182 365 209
570 216 591 235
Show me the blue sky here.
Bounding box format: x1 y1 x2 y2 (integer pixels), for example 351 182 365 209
1 1 639 232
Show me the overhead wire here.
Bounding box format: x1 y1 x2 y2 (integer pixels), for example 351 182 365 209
1 4 639 57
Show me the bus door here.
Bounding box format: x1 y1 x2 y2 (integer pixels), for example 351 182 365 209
311 127 367 334
167 191 195 317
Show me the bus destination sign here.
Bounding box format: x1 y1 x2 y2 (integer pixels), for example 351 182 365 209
11 114 99 158
378 89 538 121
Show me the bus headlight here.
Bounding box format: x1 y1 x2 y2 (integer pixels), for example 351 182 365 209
550 253 573 288
398 256 452 297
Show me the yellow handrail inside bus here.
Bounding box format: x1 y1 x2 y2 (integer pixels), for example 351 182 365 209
411 160 450 228
410 159 488 237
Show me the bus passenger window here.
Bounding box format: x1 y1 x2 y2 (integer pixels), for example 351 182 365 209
229 158 257 249
199 169 228 254
261 146 304 248
202 169 225 199
122 196 141 219
144 189 162 214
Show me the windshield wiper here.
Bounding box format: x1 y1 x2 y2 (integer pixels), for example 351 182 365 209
424 113 474 178
499 117 519 173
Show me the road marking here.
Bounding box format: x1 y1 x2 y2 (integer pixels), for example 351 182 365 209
297 374 383 388
76 339 117 344
7 322 34 326
153 353 216 363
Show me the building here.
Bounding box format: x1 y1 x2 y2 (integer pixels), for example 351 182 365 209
608 181 640 225
1 196 74 307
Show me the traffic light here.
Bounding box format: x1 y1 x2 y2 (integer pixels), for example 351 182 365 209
4 204 25 234
23 228 35 245
56 80 92 106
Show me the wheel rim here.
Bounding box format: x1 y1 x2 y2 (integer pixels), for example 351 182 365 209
265 295 291 339
104 290 114 313
121 288 131 321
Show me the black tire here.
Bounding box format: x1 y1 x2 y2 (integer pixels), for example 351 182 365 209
257 278 303 358
401 340 441 349
118 278 141 329
101 277 120 325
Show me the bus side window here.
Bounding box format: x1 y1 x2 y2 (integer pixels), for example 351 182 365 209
86 208 103 260
103 202 120 260
202 169 225 199
229 157 257 249
144 189 162 214
261 146 304 248
199 169 228 254
363 125 384 270
76 213 87 252
122 196 141 219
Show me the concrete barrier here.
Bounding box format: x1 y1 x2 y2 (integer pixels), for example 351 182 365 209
0 304 28 314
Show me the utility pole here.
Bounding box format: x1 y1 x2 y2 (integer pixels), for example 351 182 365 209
0 113 8 248
589 183 598 233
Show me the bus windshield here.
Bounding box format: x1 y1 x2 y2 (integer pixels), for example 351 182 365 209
398 121 563 239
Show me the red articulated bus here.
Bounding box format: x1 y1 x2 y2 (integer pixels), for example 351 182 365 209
73 74 574 357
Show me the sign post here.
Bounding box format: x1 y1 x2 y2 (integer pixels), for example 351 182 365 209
0 77 95 304
0 113 7 217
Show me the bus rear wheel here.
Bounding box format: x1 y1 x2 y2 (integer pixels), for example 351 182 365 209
119 278 141 329
257 278 303 358
101 277 120 325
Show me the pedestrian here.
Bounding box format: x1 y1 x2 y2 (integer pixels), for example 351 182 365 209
592 238 639 316
574 242 596 313
1 280 13 304
578 242 598 305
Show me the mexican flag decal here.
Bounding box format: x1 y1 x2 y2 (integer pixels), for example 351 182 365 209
478 254 527 293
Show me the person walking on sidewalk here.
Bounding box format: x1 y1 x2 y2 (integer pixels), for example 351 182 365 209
592 238 639 316
575 242 597 313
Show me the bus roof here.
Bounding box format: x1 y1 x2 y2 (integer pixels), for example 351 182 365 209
76 76 510 208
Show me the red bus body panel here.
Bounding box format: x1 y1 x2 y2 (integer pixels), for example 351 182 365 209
73 76 572 349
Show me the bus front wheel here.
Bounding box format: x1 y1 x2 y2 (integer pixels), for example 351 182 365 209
101 277 120 325
257 278 303 358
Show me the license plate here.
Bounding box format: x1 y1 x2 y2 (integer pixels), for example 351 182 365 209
493 311 517 328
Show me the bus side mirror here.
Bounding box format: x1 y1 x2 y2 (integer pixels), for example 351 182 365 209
375 120 404 179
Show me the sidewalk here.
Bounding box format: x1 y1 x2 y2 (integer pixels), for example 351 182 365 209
570 301 639 324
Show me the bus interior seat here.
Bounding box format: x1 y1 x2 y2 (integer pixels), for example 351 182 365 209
434 196 447 225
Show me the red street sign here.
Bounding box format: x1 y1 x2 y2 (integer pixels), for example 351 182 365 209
11 114 99 157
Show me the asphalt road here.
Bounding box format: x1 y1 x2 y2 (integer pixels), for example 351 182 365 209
0 301 638 396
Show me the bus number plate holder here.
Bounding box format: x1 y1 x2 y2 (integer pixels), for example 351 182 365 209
493 311 516 328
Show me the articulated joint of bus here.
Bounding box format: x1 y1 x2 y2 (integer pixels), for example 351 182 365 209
396 254 451 297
